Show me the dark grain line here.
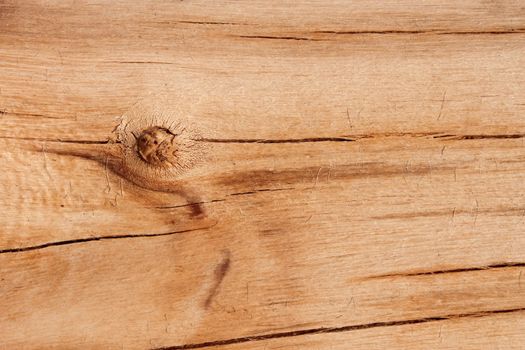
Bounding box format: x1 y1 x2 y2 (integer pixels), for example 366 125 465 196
0 225 215 254
154 307 525 349
216 163 459 189
369 262 525 279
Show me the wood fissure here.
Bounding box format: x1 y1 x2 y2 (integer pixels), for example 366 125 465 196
314 29 525 35
0 225 215 254
368 262 525 279
155 307 525 350
196 137 355 143
3 133 524 145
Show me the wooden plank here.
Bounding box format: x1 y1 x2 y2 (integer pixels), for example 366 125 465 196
1 1 524 349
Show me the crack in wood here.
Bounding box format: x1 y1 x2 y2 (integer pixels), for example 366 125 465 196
0 224 216 254
235 30 525 41
196 137 355 143
2 133 524 145
368 262 525 279
237 35 325 41
156 199 226 210
228 187 295 196
153 307 525 349
314 29 525 35
177 20 247 26
434 134 525 140
0 135 114 144
237 29 525 43
156 187 296 210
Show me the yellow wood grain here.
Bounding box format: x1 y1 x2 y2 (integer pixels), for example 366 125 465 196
1 1 524 349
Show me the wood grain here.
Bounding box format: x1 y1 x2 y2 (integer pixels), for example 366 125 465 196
1 1 524 349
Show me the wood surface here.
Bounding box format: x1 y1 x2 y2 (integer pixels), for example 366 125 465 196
1 0 525 349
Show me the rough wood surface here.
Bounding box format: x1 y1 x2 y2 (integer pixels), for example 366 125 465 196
1 1 524 349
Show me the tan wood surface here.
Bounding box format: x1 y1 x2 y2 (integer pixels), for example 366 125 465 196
1 1 525 349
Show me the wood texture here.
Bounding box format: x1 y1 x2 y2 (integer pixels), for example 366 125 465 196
1 1 524 349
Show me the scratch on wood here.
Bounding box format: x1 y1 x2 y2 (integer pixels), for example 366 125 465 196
473 198 479 226
105 155 111 193
346 108 352 129
41 142 53 179
436 90 447 121
313 167 322 188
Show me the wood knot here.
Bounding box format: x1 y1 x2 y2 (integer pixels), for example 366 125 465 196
137 126 179 167
113 102 207 191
